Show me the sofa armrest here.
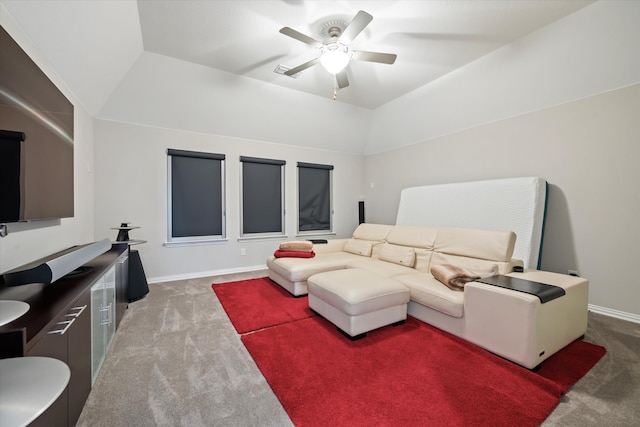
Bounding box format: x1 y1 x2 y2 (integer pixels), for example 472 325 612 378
462 270 588 368
313 239 348 254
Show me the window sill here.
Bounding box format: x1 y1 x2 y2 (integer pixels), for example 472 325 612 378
295 232 336 238
237 235 289 242
163 238 228 248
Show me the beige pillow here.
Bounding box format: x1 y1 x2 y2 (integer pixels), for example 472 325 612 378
343 239 373 257
379 243 416 267
279 240 313 252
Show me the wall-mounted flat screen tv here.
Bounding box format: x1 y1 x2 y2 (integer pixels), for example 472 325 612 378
0 25 74 223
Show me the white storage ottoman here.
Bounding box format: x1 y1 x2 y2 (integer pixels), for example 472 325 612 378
307 269 410 339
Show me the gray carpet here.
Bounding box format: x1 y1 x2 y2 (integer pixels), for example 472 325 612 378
77 271 640 426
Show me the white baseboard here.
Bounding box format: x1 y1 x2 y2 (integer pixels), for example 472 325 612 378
148 264 267 284
589 304 640 324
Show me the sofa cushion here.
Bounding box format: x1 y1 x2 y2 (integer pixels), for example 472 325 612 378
378 243 416 267
352 223 393 241
395 273 465 318
267 252 364 283
347 258 416 278
434 227 516 262
343 239 374 257
385 225 438 249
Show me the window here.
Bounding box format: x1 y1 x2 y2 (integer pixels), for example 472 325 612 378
167 149 225 243
240 156 285 237
298 162 333 233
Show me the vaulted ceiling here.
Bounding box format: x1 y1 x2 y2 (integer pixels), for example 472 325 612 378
3 0 594 115
136 0 593 109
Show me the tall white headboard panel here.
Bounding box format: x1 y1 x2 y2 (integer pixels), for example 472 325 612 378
396 177 548 269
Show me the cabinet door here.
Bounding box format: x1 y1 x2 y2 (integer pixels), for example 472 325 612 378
27 320 69 427
90 275 106 385
66 291 91 425
115 252 129 328
90 265 117 385
103 265 116 351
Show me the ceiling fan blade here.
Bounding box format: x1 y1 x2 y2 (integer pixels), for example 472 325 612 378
339 10 373 44
284 58 320 76
279 27 323 48
351 50 397 64
335 70 349 89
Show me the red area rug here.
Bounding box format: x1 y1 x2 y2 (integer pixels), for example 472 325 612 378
212 277 315 334
242 315 606 427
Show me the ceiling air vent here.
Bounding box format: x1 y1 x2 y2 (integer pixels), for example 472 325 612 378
274 64 299 78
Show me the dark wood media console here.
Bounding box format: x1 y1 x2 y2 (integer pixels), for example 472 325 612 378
0 243 128 426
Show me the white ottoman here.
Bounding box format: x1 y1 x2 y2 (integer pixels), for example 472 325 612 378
307 269 410 339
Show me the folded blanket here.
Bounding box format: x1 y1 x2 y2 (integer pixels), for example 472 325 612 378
279 241 314 252
430 264 481 291
274 250 316 259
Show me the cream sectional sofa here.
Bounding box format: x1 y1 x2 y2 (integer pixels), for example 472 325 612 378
266 223 588 369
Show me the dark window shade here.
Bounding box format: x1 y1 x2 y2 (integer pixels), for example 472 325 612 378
240 156 286 166
298 163 332 232
297 162 334 170
170 152 224 238
168 149 224 161
241 160 283 234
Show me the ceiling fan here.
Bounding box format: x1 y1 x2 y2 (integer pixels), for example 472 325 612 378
279 10 397 91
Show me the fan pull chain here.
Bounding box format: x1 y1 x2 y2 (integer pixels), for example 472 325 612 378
333 87 337 101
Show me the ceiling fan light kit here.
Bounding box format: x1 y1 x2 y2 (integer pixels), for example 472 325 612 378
279 10 397 97
319 42 349 74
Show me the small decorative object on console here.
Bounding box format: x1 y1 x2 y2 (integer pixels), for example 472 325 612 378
110 223 146 245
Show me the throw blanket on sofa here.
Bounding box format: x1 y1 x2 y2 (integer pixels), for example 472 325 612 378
430 264 482 291
274 250 316 259
279 241 314 252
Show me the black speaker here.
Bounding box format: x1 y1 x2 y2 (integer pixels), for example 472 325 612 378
1 239 111 287
358 201 365 224
128 249 149 302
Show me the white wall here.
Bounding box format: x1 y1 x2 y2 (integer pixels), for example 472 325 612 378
93 48 372 282
0 5 95 273
365 84 640 318
365 0 640 155
363 0 640 319
93 120 364 282
98 51 372 155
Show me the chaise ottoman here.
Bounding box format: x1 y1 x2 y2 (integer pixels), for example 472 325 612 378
307 268 410 339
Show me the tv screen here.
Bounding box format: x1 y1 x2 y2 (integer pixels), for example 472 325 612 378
0 25 74 223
